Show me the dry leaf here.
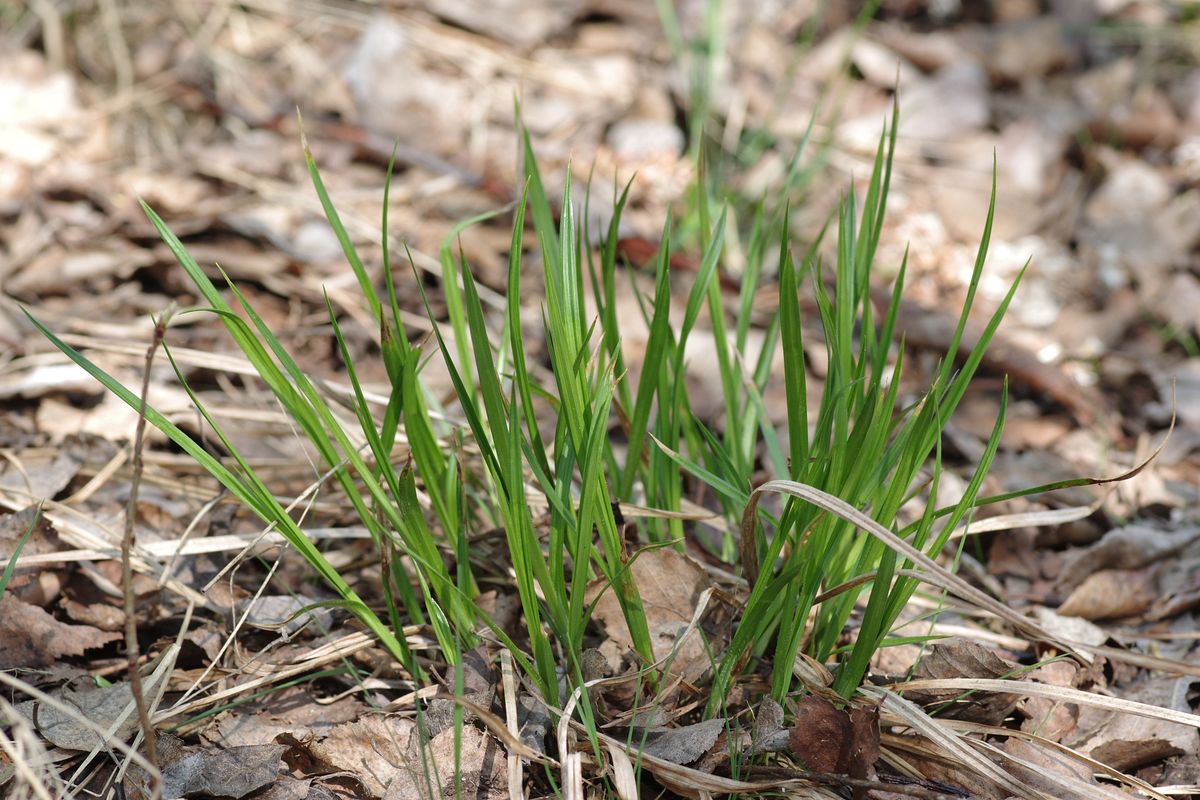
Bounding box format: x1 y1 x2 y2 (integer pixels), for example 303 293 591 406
1057 567 1158 621
1071 676 1199 772
308 715 416 797
999 736 1098 800
907 639 1022 724
15 645 176 751
637 718 726 765
384 724 508 800
1057 525 1198 589
425 0 584 47
124 733 284 800
787 694 880 780
0 595 120 669
587 547 718 684
1019 661 1082 743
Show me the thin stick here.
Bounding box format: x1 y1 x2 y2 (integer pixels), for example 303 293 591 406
123 306 175 785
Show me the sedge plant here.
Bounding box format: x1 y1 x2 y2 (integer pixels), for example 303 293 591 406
28 100 1021 752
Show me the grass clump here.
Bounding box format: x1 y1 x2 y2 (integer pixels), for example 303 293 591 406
27 100 1020 769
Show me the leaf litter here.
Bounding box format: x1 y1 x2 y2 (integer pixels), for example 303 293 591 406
3 0 1200 798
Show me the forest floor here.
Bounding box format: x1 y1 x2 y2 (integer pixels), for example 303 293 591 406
2 1 1200 798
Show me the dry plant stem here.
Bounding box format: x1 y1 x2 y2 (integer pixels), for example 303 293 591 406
123 307 174 778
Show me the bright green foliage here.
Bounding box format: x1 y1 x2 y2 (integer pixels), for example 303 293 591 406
666 102 1022 707
28 98 1019 730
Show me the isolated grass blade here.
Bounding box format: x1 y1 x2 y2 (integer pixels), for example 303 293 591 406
778 215 809 479
439 208 509 399
0 506 39 596
303 133 380 323
618 218 674 498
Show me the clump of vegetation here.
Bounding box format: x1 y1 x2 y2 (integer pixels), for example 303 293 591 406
28 100 1018 770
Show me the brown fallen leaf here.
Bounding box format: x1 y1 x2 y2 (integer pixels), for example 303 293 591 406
1070 676 1199 772
1056 524 1198 589
0 595 120 669
636 717 727 765
306 715 416 798
0 451 81 501
587 547 721 685
787 694 880 785
906 639 1022 724
1019 661 1082 743
61 598 125 632
212 685 365 748
1057 567 1158 621
384 723 508 800
999 736 1099 800
14 645 176 751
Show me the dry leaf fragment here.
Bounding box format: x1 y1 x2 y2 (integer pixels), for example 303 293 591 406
787 694 880 782
384 724 508 800
0 595 120 669
15 644 176 751
124 733 284 800
1071 676 1199 772
1057 567 1158 621
907 639 1022 724
788 699 839 776
750 696 786 755
1019 661 1082 743
586 547 719 684
0 451 81 501
61 598 125 632
1057 524 1198 589
999 736 1099 800
636 718 726 765
1032 607 1107 649
308 715 416 798
240 594 335 635
426 0 583 47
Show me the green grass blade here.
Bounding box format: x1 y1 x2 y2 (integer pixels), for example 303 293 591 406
0 506 40 596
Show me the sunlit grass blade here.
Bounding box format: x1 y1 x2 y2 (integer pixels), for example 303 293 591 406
302 128 380 323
